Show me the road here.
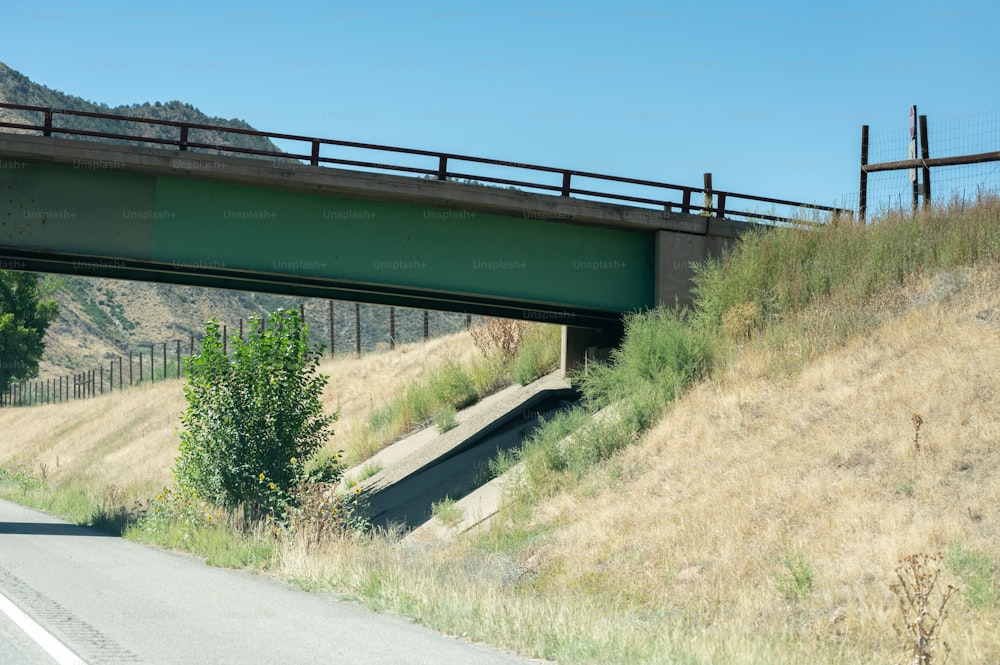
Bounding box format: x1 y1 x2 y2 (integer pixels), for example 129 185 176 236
0 499 533 664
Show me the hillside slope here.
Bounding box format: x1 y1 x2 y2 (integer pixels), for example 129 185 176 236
36 274 468 375
524 263 999 661
0 331 479 497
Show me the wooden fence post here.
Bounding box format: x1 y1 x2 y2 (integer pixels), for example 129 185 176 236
329 300 334 356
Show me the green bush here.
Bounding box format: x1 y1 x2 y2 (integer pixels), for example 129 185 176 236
434 406 458 433
511 324 561 385
428 362 478 409
579 308 712 410
173 310 338 519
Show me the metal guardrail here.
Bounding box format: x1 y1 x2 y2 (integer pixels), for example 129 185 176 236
0 102 850 225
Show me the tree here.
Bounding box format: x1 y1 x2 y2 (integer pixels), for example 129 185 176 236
173 309 337 516
0 271 59 393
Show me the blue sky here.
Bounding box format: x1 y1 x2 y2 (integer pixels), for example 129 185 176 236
4 0 998 216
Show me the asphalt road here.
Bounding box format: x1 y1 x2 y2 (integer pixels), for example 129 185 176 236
0 499 533 665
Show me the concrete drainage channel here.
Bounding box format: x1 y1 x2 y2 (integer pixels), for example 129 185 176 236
344 372 579 536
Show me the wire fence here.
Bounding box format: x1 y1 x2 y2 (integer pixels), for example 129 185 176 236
852 108 1000 215
1 303 480 408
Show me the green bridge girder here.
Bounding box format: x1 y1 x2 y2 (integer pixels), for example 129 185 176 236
1 159 654 328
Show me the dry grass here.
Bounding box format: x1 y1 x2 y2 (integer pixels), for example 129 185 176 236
518 263 1000 661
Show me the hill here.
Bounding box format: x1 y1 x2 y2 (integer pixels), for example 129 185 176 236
0 61 281 155
0 62 469 376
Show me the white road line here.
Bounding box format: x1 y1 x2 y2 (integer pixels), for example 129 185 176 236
0 589 89 665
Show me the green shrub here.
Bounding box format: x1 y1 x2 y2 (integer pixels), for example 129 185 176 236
173 310 338 519
431 496 464 527
579 308 712 410
511 324 561 385
434 406 458 433
428 362 477 409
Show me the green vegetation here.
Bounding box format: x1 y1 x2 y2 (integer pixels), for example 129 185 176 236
431 496 464 527
0 271 59 394
346 322 561 462
510 323 562 385
434 406 458 433
945 542 999 611
774 550 816 601
175 310 337 518
62 277 130 347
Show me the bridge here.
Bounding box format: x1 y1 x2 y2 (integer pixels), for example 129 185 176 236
0 103 847 371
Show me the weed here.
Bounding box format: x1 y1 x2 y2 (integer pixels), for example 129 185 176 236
431 496 464 527
897 477 916 497
944 543 998 611
469 318 526 362
774 550 815 601
912 412 924 452
890 552 958 665
434 406 458 433
354 460 383 483
510 324 561 385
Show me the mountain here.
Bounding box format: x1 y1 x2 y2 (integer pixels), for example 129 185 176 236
0 62 283 156
0 63 469 378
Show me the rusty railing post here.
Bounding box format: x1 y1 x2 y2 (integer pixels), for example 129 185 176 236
859 125 869 223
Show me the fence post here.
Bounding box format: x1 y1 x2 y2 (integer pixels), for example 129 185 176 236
703 173 713 215
859 125 869 223
129 352 134 386
466 314 472 330
389 307 396 350
176 340 181 379
423 310 429 341
919 114 931 208
119 356 123 389
329 300 335 356
355 303 361 357
162 342 167 381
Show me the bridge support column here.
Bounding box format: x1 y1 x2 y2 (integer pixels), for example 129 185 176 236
560 325 621 376
654 229 732 308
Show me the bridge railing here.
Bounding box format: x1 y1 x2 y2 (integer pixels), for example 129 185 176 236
0 102 850 225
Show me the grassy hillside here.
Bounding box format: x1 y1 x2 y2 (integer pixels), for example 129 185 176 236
35 273 470 376
2 197 998 664
0 331 482 498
